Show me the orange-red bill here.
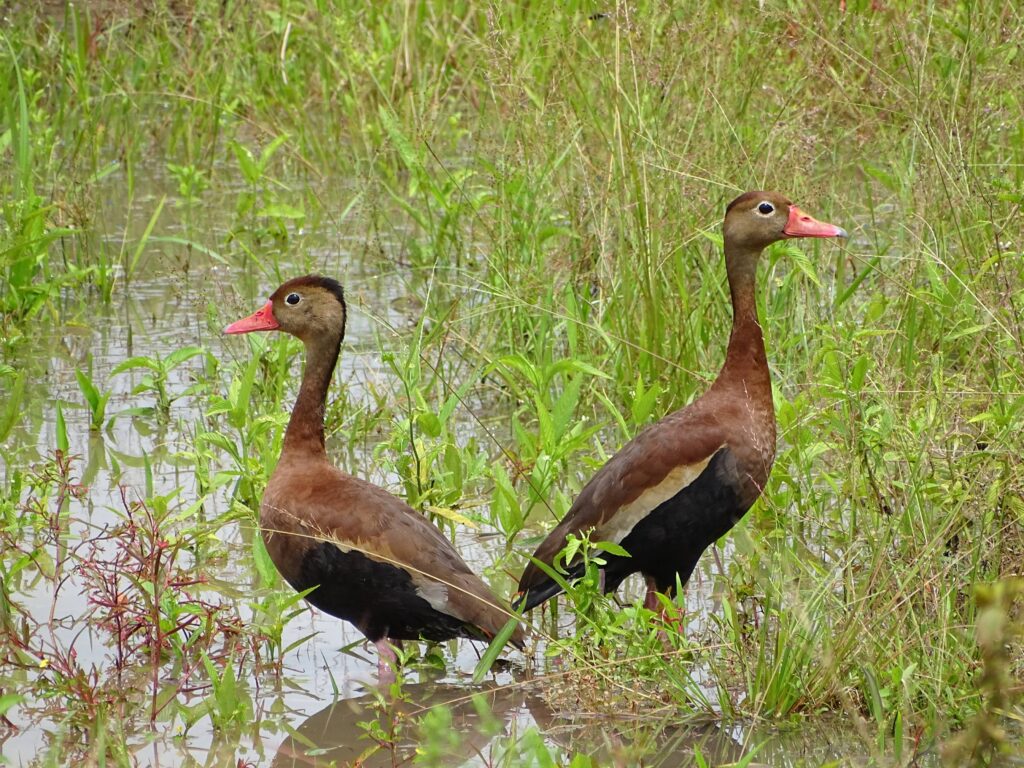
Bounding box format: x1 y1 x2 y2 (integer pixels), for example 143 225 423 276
784 206 848 239
224 300 279 334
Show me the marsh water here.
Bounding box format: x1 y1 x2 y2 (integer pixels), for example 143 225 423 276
0 166 933 767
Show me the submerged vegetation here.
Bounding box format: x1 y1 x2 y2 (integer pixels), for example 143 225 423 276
1 0 1022 764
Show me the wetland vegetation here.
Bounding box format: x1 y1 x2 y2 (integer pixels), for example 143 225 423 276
1 0 1022 765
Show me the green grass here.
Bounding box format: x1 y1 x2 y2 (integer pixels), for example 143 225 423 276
1 0 1023 764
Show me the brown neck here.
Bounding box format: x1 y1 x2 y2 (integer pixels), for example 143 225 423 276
717 241 771 391
282 329 342 455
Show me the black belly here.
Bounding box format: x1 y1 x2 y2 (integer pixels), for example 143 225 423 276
602 448 750 595
289 541 477 643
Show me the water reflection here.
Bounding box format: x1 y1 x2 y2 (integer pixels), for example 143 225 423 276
271 681 526 768
523 693 746 766
268 677 890 767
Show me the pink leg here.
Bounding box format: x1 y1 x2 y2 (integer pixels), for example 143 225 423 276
375 639 400 684
660 591 685 635
644 577 685 637
643 576 660 611
664 600 685 635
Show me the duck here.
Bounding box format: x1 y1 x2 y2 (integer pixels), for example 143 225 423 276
225 275 524 680
515 192 847 615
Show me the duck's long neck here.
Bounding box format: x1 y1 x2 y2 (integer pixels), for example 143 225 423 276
717 241 771 392
282 331 342 455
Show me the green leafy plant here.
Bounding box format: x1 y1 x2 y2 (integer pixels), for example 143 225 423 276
199 652 251 730
74 360 112 431
166 163 209 203
111 346 209 419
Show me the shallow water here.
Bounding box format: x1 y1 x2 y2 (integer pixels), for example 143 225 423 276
0 164 943 767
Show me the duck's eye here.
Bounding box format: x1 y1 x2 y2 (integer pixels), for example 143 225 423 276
757 202 774 215
285 293 301 306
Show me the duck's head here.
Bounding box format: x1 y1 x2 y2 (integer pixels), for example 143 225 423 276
723 191 847 251
224 274 347 343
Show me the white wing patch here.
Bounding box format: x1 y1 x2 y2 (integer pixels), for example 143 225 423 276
597 447 723 544
412 578 450 612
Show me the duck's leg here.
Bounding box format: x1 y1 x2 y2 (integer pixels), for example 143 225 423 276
643 576 660 611
644 577 685 643
644 578 677 652
659 587 685 636
663 599 685 636
375 639 400 684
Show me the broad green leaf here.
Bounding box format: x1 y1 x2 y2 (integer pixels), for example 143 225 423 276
472 617 522 684
0 369 27 441
258 203 305 220
55 402 68 453
112 356 161 374
164 346 206 370
426 505 476 528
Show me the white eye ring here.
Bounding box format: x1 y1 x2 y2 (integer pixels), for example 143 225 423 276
756 201 775 216
285 292 301 306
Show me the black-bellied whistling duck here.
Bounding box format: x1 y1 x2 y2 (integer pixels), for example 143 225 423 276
515 192 847 614
225 276 524 679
